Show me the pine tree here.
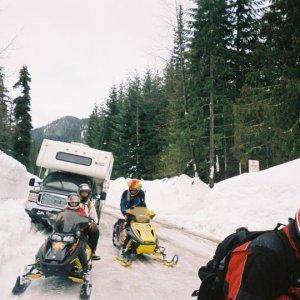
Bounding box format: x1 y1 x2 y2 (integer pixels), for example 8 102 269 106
139 71 167 179
189 0 234 185
230 0 260 94
159 6 193 177
13 66 33 167
0 67 12 153
101 85 121 152
159 60 191 177
113 77 143 178
235 0 300 170
85 104 105 149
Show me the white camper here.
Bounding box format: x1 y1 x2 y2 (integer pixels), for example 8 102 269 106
36 139 114 189
25 139 114 229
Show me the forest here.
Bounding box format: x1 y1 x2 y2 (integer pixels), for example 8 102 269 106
0 0 299 186
85 0 300 185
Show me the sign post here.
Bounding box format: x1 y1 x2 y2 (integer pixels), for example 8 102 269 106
248 160 260 172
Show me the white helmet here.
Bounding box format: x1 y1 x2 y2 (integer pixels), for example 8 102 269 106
67 193 81 210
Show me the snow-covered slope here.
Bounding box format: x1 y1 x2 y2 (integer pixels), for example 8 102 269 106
107 175 210 226
107 159 300 240
190 158 300 239
0 151 30 200
0 150 299 298
0 152 45 299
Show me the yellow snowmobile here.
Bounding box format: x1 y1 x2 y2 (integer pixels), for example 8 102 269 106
112 207 179 267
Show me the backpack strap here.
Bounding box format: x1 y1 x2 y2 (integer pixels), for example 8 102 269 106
276 229 299 289
274 223 286 230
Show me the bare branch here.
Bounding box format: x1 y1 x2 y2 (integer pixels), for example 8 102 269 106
0 34 18 57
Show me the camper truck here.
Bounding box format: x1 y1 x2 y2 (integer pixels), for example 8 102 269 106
25 139 114 230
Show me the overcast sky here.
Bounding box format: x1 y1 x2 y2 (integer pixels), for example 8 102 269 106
0 0 193 127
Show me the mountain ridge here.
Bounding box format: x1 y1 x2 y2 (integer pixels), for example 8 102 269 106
32 115 88 146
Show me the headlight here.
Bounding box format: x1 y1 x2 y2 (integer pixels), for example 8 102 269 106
52 242 64 251
51 234 62 242
27 192 39 202
63 236 75 243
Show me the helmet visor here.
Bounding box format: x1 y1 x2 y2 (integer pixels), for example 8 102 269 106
69 201 80 208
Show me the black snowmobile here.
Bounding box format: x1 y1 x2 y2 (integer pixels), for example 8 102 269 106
12 210 93 299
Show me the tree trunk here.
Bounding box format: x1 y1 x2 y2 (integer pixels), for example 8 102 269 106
176 5 199 178
209 2 215 188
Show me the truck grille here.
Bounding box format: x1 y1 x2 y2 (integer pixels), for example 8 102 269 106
39 193 67 208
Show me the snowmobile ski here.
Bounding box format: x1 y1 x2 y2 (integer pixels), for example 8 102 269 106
80 282 92 299
115 255 133 267
149 247 179 267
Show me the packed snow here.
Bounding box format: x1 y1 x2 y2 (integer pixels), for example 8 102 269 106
0 151 214 299
107 175 210 225
0 151 44 270
0 150 30 200
107 158 300 240
0 150 299 298
190 159 300 239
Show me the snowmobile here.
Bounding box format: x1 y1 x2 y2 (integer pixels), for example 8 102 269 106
112 207 179 267
12 210 93 299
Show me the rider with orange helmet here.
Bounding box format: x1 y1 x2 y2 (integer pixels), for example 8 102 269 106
120 179 146 216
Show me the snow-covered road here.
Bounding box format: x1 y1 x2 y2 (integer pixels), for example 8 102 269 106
1 205 215 300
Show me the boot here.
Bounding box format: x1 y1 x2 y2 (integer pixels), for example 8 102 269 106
92 252 101 261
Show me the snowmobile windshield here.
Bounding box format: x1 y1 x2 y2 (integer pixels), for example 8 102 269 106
126 207 155 223
54 210 90 234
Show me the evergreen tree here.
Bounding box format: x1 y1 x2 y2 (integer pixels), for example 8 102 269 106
0 67 12 153
85 104 105 149
235 0 300 170
84 0 299 182
189 0 234 185
159 60 191 177
101 85 121 152
230 0 260 95
13 66 33 167
139 71 167 179
159 6 193 177
113 77 143 178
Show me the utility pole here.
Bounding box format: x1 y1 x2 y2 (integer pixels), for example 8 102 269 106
176 4 199 178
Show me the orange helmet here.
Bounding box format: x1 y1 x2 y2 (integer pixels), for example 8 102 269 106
128 179 142 191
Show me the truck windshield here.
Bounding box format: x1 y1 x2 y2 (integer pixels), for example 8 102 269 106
43 172 94 193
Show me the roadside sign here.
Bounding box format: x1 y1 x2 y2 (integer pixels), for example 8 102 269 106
249 160 260 172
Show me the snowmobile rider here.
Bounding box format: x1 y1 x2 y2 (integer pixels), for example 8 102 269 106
116 179 146 254
78 183 100 261
224 209 300 299
120 178 146 219
63 193 90 280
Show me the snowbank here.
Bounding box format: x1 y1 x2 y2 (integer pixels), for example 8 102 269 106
0 199 33 265
107 175 210 226
0 151 30 200
0 151 38 265
191 158 300 239
107 159 300 240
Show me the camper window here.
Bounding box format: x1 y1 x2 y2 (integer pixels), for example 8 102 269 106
56 152 92 166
